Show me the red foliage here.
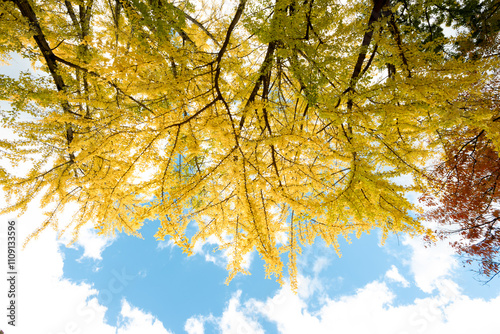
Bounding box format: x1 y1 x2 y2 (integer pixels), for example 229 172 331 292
420 129 500 280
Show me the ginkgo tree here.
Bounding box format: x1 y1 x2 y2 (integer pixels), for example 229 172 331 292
0 0 498 288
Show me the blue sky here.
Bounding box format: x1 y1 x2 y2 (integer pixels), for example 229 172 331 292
1 54 500 334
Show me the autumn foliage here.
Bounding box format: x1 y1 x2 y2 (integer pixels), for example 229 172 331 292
0 0 499 285
420 60 500 281
421 130 500 280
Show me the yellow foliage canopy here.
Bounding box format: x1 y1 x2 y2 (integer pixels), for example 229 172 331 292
1 0 498 289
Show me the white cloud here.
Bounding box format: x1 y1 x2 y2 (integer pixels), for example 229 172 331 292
248 281 398 334
296 274 323 300
385 265 410 287
248 283 323 333
185 316 205 334
432 294 500 332
231 276 500 334
312 256 330 276
48 202 116 261
0 216 116 333
219 291 265 334
0 195 170 334
184 314 219 334
157 239 176 250
403 235 458 293
117 299 173 334
184 298 270 334
74 223 115 260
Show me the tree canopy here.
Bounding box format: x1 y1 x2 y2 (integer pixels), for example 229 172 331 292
421 77 500 281
1 0 499 287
